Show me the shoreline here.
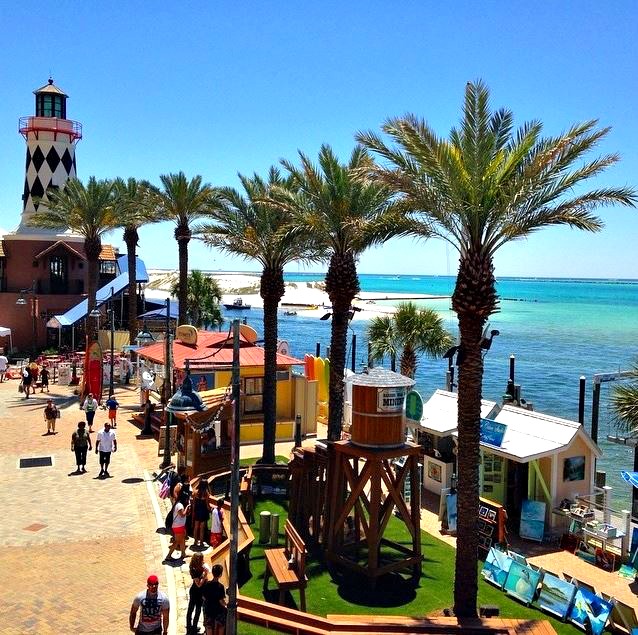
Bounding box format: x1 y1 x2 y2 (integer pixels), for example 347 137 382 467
145 270 450 321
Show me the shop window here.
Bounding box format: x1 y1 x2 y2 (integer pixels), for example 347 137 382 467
100 260 116 275
243 377 263 413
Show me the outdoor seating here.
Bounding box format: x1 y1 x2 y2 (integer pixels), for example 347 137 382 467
263 519 308 611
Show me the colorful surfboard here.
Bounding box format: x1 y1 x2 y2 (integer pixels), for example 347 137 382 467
304 354 314 380
84 341 103 402
316 357 327 401
323 357 330 393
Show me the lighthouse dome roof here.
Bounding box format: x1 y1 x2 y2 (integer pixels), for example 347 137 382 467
33 78 68 97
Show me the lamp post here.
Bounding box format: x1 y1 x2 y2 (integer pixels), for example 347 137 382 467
160 297 173 469
16 280 38 357
227 318 241 635
105 286 115 397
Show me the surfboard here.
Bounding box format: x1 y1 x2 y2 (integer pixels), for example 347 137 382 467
324 357 330 394
239 323 258 344
84 341 103 402
316 357 326 401
304 354 314 380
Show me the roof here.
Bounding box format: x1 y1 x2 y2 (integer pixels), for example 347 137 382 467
348 367 415 388
137 330 303 369
138 300 179 320
34 240 86 261
34 79 67 97
117 254 148 280
99 244 117 261
487 405 602 462
417 389 498 436
47 259 149 327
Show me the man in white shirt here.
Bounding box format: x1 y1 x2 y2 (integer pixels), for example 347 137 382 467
95 421 117 478
0 350 8 383
82 392 99 433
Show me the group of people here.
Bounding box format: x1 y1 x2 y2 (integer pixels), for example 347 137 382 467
159 469 227 634
20 360 50 397
69 418 117 476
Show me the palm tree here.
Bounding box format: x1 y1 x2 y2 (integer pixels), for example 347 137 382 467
150 172 216 326
31 177 119 341
611 364 638 435
198 167 316 463
170 270 223 329
281 145 411 442
113 177 157 345
368 302 453 378
357 80 636 616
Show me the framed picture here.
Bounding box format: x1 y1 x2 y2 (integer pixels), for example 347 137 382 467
487 509 497 523
478 519 494 536
563 456 586 482
503 561 542 605
568 586 613 635
538 572 576 619
478 534 492 551
479 505 489 518
481 546 513 588
519 499 546 542
427 461 442 483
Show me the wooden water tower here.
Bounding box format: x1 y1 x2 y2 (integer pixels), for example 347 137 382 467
324 368 423 588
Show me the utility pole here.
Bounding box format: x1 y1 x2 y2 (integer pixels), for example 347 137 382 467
161 297 172 468
227 318 241 634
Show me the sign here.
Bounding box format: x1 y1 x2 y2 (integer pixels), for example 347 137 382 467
377 386 406 413
176 325 198 345
480 418 507 448
277 340 290 356
405 390 423 422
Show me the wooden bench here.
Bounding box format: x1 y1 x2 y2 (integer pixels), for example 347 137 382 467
263 518 308 611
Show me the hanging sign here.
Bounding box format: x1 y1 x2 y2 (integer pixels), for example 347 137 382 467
405 390 423 422
480 418 507 448
377 386 406 413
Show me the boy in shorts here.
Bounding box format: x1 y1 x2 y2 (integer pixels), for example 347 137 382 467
105 392 119 428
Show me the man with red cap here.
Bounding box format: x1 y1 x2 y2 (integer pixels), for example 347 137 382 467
129 574 170 635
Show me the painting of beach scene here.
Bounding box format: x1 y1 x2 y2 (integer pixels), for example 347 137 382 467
481 547 514 589
538 572 577 619
519 499 546 542
568 586 613 635
503 561 542 604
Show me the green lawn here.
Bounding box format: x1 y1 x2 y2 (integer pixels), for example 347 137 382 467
236 498 583 635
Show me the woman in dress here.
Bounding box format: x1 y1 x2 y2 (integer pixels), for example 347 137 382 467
192 479 212 550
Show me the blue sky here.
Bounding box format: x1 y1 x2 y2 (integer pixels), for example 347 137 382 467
1 1 636 278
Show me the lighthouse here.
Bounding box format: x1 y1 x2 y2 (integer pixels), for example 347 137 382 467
17 78 82 232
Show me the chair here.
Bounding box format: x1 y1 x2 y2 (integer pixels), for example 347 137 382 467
607 599 638 635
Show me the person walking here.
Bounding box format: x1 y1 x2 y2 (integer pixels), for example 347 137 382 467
95 421 117 478
105 392 119 428
43 399 59 435
71 421 92 473
28 361 39 395
0 349 8 383
164 490 190 563
201 563 227 635
210 499 225 548
186 552 210 635
81 392 99 433
129 574 170 635
21 366 32 398
39 365 50 393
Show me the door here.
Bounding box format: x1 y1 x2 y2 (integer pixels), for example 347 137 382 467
49 255 68 294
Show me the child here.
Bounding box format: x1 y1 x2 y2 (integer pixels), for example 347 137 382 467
105 393 119 428
210 499 225 548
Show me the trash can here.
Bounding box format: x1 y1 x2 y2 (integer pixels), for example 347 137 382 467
270 513 279 546
259 511 271 544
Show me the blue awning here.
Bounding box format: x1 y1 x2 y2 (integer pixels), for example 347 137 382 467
138 300 179 320
621 471 638 488
117 254 148 282
47 256 149 328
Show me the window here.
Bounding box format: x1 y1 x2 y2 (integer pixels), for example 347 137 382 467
99 260 116 275
49 255 68 294
243 377 263 414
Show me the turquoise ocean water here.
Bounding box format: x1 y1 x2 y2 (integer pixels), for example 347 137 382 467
227 274 638 511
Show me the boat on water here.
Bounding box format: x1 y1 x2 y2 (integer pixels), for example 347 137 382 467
223 297 251 310
284 310 297 316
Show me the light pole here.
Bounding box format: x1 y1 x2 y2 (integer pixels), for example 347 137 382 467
16 280 38 357
227 318 241 635
107 287 115 397
161 297 173 469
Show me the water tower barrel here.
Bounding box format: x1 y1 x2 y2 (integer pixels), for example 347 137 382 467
349 369 414 449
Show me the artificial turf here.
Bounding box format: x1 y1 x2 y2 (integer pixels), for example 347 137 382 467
236 497 584 635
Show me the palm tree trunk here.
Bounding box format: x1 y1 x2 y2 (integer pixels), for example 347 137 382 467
260 267 285 463
124 227 139 346
400 344 417 379
325 253 359 442
177 229 190 326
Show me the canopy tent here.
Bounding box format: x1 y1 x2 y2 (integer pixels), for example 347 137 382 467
621 471 638 489
0 326 13 352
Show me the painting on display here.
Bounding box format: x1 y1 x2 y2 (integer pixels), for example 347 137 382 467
538 572 577 619
563 455 586 481
568 586 613 635
446 492 457 533
427 461 442 483
481 547 513 588
503 561 542 604
519 499 546 542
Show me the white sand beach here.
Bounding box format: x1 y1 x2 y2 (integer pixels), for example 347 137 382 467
145 269 447 321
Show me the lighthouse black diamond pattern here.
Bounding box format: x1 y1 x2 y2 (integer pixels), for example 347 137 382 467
46 146 61 173
30 175 44 209
31 146 45 172
25 147 32 171
61 148 73 174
